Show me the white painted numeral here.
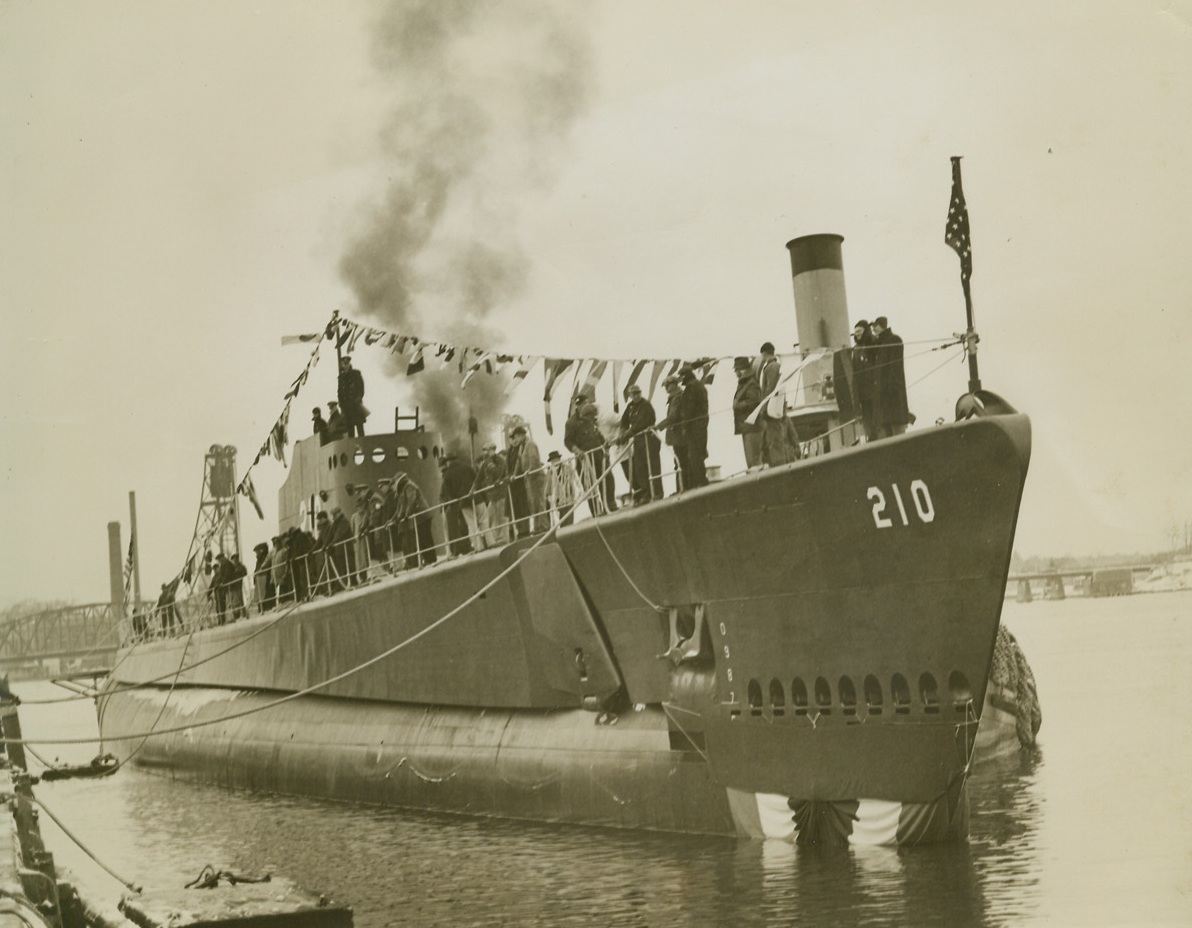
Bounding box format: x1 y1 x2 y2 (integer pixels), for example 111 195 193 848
891 483 909 526
868 486 893 528
911 479 935 522
868 480 935 528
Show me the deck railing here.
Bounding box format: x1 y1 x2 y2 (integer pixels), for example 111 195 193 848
123 411 851 646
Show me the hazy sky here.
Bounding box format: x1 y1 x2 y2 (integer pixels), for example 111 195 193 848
2 0 1190 605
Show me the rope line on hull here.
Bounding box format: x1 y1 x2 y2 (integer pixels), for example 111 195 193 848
2 451 622 748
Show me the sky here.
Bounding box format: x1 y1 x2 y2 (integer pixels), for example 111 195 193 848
2 0 1190 606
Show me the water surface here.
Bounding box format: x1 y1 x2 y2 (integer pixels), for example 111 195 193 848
15 591 1192 927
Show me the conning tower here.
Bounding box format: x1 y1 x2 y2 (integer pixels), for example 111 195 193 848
279 408 446 533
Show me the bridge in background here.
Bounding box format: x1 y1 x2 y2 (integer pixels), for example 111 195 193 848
1007 563 1157 600
0 603 119 675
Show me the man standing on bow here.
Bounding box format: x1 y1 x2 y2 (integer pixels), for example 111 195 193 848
757 342 789 467
850 320 877 441
656 374 687 492
620 384 663 504
677 365 709 488
732 357 764 469
869 316 910 438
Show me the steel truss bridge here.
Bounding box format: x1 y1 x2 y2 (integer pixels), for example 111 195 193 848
0 603 119 673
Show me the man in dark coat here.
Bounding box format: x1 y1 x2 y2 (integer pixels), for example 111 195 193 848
655 375 686 492
573 404 617 514
562 394 588 456
731 356 764 469
620 384 662 503
210 553 232 624
869 316 910 438
337 355 368 437
327 507 354 590
373 478 397 568
156 578 180 633
227 554 249 619
252 542 272 612
286 526 315 602
677 365 709 488
850 320 877 440
326 401 346 441
438 453 476 555
757 341 789 467
312 407 330 445
393 472 437 567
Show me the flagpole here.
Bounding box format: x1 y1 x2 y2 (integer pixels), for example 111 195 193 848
961 272 980 393
128 491 142 611
946 156 981 393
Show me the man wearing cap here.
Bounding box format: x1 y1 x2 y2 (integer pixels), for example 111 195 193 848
562 394 588 457
251 543 271 613
326 401 345 441
573 403 618 514
471 442 509 549
655 375 687 492
312 511 334 595
438 453 476 556
351 491 372 584
870 316 910 438
677 365 709 488
757 342 789 467
327 506 354 590
620 384 663 504
372 478 397 568
312 407 330 445
507 425 547 536
337 355 368 437
732 357 764 469
848 320 877 440
392 472 437 568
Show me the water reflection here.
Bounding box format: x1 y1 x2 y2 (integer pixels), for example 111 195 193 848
29 722 1051 928
20 593 1192 927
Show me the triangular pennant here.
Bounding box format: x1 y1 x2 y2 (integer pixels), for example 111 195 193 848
646 360 668 401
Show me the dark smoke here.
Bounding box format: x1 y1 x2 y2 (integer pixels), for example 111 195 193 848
339 0 594 445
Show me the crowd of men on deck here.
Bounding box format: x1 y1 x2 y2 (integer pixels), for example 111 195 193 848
141 321 909 636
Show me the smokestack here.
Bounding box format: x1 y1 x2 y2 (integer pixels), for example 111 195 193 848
785 234 850 350
108 521 125 619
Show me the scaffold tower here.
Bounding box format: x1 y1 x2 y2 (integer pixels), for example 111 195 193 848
181 444 242 594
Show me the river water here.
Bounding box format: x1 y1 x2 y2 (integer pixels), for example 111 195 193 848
12 591 1192 927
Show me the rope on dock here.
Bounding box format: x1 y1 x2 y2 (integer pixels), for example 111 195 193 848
26 794 141 895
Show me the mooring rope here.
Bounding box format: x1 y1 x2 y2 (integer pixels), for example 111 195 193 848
0 452 620 748
27 794 142 894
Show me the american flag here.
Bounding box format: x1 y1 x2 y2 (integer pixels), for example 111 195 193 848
945 156 972 282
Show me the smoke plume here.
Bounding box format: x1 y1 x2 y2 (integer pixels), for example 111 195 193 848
339 0 594 446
